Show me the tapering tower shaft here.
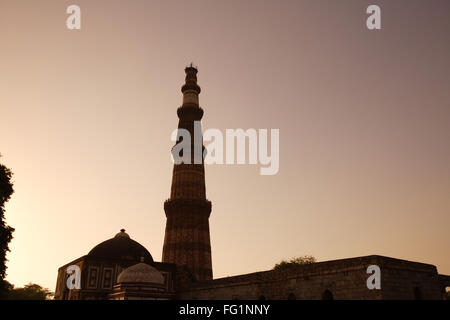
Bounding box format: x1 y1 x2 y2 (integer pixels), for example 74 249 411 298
162 66 213 281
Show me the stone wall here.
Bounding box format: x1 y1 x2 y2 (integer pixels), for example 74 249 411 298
177 255 447 300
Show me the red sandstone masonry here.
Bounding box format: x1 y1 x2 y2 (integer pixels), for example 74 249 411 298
162 66 213 281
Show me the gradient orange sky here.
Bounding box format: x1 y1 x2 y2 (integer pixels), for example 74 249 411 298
1 0 449 291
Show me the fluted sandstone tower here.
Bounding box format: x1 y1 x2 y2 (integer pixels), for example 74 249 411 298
162 65 213 281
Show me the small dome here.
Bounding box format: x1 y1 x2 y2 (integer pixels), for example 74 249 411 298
88 229 153 263
117 263 165 285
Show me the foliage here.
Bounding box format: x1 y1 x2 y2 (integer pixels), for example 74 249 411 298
0 279 13 299
6 283 54 300
0 154 15 295
273 255 317 270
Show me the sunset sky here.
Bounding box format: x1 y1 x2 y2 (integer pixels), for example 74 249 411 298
1 0 449 291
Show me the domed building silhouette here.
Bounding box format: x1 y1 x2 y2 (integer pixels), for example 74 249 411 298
54 66 450 300
55 229 177 300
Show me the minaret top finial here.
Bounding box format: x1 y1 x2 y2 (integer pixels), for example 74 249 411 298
185 62 198 71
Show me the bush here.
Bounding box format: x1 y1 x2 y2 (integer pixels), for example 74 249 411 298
273 255 317 270
6 283 54 300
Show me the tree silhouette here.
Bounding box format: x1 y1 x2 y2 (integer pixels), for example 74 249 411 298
7 283 53 300
0 154 15 298
273 255 317 270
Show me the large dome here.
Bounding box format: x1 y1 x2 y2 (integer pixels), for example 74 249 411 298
88 229 153 263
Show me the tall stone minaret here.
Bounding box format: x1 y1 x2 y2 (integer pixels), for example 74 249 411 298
162 65 213 281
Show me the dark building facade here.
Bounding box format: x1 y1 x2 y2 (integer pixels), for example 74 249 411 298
55 67 450 300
